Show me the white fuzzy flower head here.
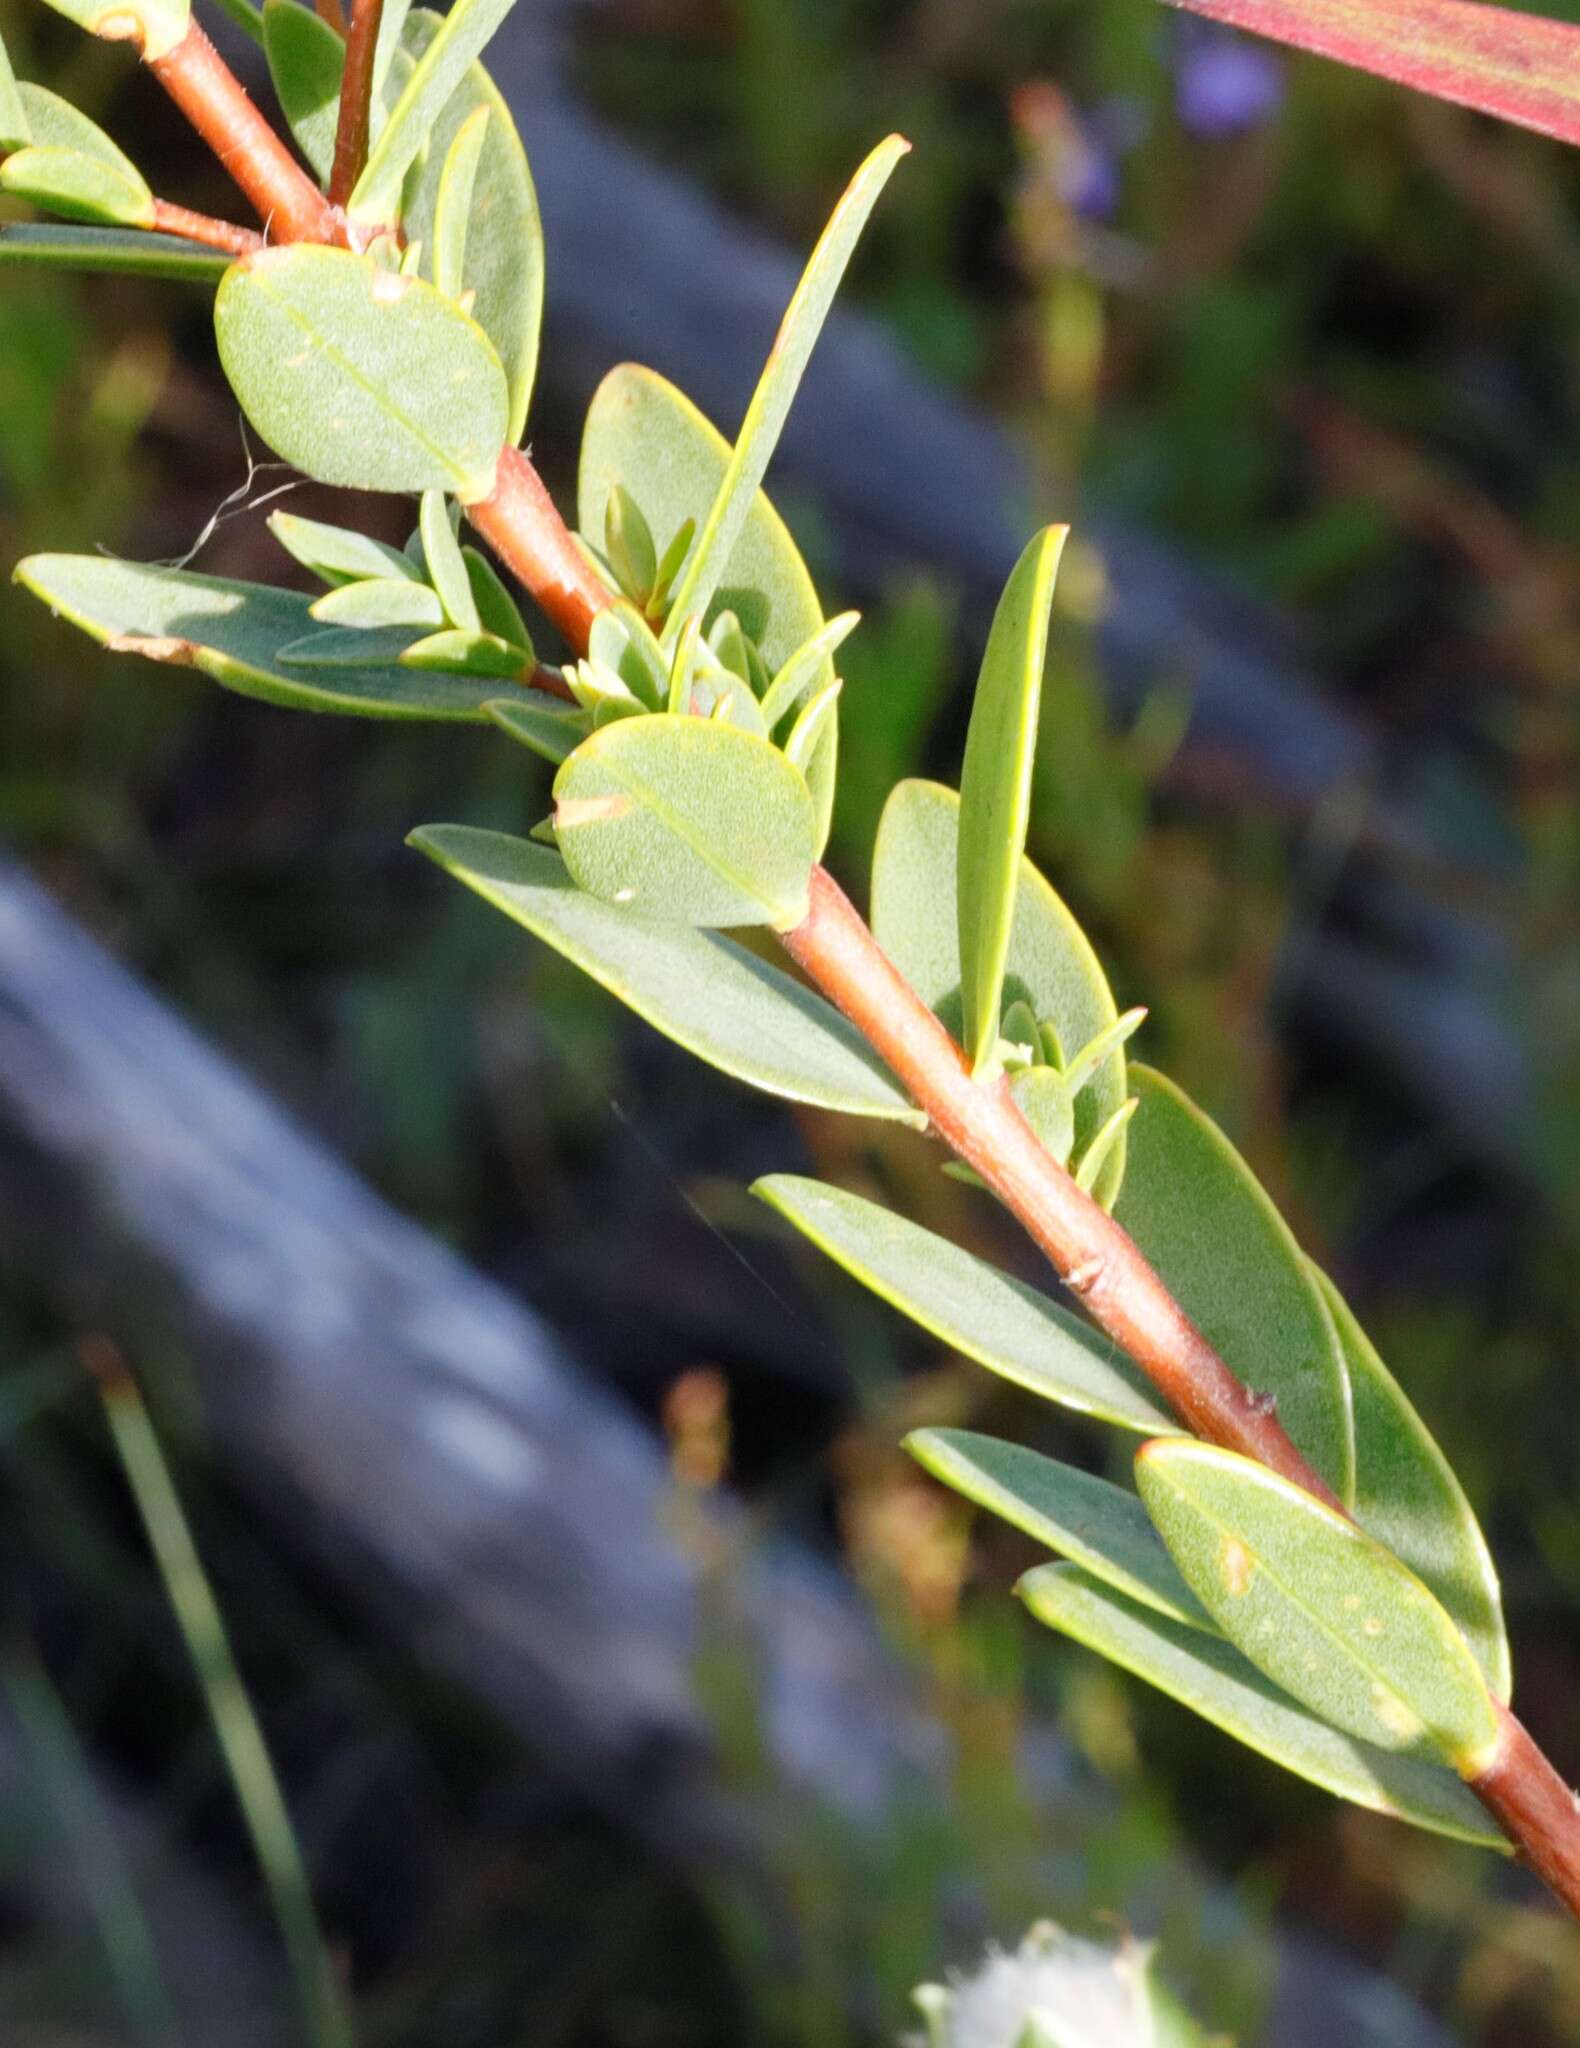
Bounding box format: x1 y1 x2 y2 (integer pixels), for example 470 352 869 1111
910 1922 1158 2048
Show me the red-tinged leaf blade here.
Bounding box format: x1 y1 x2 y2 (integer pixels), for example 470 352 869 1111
1165 0 1580 150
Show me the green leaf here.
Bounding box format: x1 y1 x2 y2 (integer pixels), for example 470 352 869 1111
1008 1066 1074 1167
1311 1262 1511 1703
418 489 479 629
0 146 153 227
16 554 504 719
871 779 1130 1207
957 526 1067 1076
552 714 815 929
214 246 508 501
431 102 488 303
463 546 531 651
803 698 838 860
0 221 228 282
1075 1096 1137 1197
31 0 188 60
1020 1564 1506 1851
262 0 345 183
309 578 446 629
662 135 907 642
752 1175 1177 1433
908 1428 1210 1629
587 602 668 711
604 483 657 606
1135 1440 1500 1769
16 83 140 172
400 626 524 677
280 626 426 669
348 0 516 226
409 826 924 1123
485 695 587 764
759 611 861 731
578 364 828 675
373 0 416 94
1113 1067 1354 1503
0 29 29 152
784 677 841 780
268 511 420 587
396 8 542 445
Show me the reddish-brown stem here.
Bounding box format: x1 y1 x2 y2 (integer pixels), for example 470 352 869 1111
149 21 341 245
467 447 615 655
1474 1704 1580 1915
316 0 348 33
148 198 265 256
328 0 383 209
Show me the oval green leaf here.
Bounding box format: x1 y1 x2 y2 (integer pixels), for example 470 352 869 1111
1135 1439 1500 1771
1113 1067 1354 1502
262 0 344 182
269 511 420 587
0 145 153 227
752 1174 1177 1433
463 546 531 652
215 246 508 501
408 825 923 1124
957 525 1067 1075
871 778 1130 1207
552 714 815 929
1310 1261 1510 1703
310 578 445 629
1019 1564 1506 1851
908 1428 1210 1629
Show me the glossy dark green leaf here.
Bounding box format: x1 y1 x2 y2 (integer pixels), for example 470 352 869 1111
16 554 503 719
348 0 514 226
1311 1261 1510 1702
871 779 1130 1207
309 578 445 629
553 715 815 929
262 0 344 182
0 222 228 282
908 1428 1210 1628
485 695 587 764
752 1175 1176 1433
214 246 508 501
409 826 924 1123
1020 1565 1505 1851
268 511 419 587
1113 1067 1354 1503
0 145 153 227
957 526 1067 1075
463 546 531 651
0 30 29 152
1136 1440 1500 1769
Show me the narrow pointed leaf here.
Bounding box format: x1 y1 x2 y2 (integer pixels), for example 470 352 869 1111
432 103 488 303
872 779 1130 1206
752 1175 1177 1433
759 611 861 730
1076 1096 1138 1196
605 483 657 605
909 1428 1211 1629
486 696 587 764
578 364 828 675
1311 1262 1511 1702
783 678 840 776
662 135 908 642
958 526 1067 1075
16 554 504 719
1114 1067 1354 1502
400 627 524 677
348 0 515 225
552 715 815 929
1 146 153 227
280 627 427 668
1020 1564 1506 1850
33 0 187 59
1165 0 1580 151
804 706 838 860
463 546 531 651
262 0 345 182
419 489 480 629
1136 1440 1500 1769
409 826 924 1123
309 578 446 628
0 222 227 281
373 0 416 94
0 31 29 152
214 246 508 501
269 512 421 587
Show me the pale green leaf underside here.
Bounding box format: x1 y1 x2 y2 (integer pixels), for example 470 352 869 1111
553 714 815 930
214 247 508 502
908 1428 1210 1629
1136 1440 1500 1769
957 525 1066 1075
871 779 1129 1206
1019 1564 1505 1850
1311 1261 1511 1703
0 223 228 282
0 145 152 227
408 827 923 1124
752 1175 1175 1433
578 364 829 678
1114 1066 1355 1504
662 133 908 641
15 555 505 720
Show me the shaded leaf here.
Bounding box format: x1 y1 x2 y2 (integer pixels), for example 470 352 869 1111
957 526 1067 1075
214 246 508 501
1020 1564 1506 1850
908 1428 1211 1629
0 30 29 153
262 0 345 183
1 146 153 227
432 103 488 303
604 483 657 606
419 488 479 629
871 779 1129 1207
752 1175 1177 1433
0 222 228 282
409 825 924 1123
1311 1261 1511 1703
32 0 187 60
280 626 427 667
348 0 516 226
1008 1065 1074 1167
1136 1440 1500 1769
17 83 142 172
485 695 587 764
553 714 815 929
463 545 531 651
16 554 503 719
1113 1067 1354 1503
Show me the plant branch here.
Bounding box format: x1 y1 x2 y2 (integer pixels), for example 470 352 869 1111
467 447 615 656
328 0 383 209
148 198 265 256
148 21 341 246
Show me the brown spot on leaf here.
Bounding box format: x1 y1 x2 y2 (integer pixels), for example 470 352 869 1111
1220 1536 1254 1597
106 634 198 666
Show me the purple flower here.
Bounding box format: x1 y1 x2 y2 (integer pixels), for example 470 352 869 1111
1174 26 1285 140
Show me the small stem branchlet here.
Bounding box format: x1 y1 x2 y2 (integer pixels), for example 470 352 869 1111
328 0 382 208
